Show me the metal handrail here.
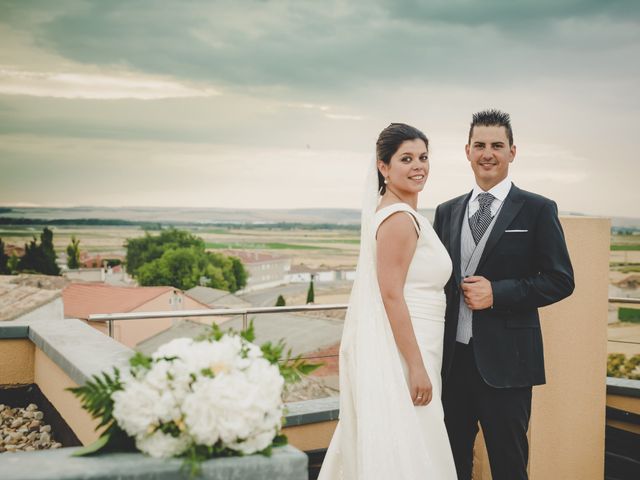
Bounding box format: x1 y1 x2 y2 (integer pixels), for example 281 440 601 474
88 303 349 337
88 297 640 339
609 297 640 305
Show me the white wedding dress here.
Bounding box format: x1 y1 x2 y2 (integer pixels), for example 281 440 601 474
318 202 457 480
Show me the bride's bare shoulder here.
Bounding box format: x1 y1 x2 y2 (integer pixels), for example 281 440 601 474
375 206 420 240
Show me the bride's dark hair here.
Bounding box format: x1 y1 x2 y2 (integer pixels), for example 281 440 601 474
376 123 429 195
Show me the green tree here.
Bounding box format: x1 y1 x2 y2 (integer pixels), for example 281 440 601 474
608 353 640 380
137 247 201 290
8 253 19 274
0 238 9 274
66 236 81 269
230 256 248 291
17 227 60 275
126 229 247 292
125 228 204 276
275 295 286 307
306 280 315 304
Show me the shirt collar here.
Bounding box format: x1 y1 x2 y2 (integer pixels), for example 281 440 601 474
471 176 512 203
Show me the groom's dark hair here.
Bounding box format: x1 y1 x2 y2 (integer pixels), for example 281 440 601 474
376 123 429 195
468 109 514 146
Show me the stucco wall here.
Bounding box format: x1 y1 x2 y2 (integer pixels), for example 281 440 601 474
473 216 609 479
0 339 34 384
106 292 221 349
33 346 100 445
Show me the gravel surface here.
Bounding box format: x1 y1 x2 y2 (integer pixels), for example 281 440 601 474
0 403 61 453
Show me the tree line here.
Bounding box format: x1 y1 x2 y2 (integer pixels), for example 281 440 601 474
0 227 60 275
125 229 247 292
1 228 247 294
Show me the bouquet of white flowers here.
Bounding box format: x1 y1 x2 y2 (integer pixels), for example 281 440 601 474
70 323 318 474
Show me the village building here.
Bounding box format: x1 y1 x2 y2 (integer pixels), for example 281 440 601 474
222 250 291 292
62 284 222 349
0 274 66 323
285 264 356 283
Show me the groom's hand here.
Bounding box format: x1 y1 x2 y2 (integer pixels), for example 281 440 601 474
461 276 493 310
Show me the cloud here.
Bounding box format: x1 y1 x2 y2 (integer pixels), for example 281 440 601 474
0 66 219 99
325 113 364 121
4 0 633 98
0 133 368 209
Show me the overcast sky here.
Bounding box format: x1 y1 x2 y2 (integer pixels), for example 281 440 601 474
0 0 638 217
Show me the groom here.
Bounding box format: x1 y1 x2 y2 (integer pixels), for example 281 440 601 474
433 109 574 480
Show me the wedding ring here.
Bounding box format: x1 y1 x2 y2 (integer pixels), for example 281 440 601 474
417 395 423 399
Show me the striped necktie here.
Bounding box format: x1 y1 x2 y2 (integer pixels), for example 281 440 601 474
469 192 495 244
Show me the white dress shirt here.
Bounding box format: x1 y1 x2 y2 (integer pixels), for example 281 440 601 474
468 177 512 218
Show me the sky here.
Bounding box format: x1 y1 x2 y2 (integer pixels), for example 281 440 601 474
0 0 638 217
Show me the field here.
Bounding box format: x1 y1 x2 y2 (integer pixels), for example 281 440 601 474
4 226 640 271
0 225 361 268
609 234 640 270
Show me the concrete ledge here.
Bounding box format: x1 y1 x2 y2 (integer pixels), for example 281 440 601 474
0 445 308 480
285 396 339 426
0 317 132 386
607 376 640 398
28 318 131 386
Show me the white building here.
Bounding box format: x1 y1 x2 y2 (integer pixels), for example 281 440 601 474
64 264 133 286
223 250 291 292
285 265 356 283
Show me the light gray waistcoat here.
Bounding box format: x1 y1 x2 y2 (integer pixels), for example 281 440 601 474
456 202 502 344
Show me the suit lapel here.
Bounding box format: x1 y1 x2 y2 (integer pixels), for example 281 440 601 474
450 192 471 286
476 184 525 272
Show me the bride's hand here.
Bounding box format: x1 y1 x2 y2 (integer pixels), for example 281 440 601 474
409 365 432 406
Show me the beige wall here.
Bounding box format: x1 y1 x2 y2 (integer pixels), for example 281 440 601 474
0 339 34 384
473 216 610 479
284 420 338 452
84 291 224 349
33 347 101 445
0 340 99 445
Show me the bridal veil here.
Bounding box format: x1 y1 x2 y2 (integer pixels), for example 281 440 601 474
318 155 437 479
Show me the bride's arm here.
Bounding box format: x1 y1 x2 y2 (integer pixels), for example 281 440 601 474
376 212 432 406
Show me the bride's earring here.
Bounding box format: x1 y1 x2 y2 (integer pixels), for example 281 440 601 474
384 177 389 185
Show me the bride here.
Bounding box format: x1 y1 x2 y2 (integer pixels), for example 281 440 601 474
318 123 457 479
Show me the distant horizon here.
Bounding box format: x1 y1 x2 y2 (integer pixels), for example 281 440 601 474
0 203 636 222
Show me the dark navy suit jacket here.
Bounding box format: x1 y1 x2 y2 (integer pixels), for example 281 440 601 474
433 184 575 388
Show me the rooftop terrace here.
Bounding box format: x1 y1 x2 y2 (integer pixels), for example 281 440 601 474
0 216 638 479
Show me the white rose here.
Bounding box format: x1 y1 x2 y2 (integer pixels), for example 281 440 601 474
136 430 190 458
152 337 194 360
131 331 286 458
229 429 277 455
112 380 162 437
182 377 222 446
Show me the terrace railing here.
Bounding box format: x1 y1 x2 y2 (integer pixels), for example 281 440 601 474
89 303 349 338
88 297 640 347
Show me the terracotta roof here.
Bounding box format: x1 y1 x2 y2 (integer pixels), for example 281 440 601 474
3 244 24 257
78 253 125 267
63 284 175 320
